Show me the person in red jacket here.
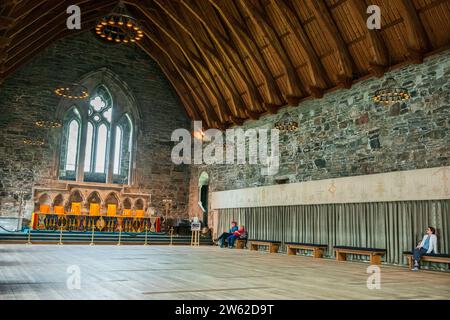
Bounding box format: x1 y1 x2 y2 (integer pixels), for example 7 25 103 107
227 226 247 248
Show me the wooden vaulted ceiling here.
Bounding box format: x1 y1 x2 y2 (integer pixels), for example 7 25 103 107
1 0 449 129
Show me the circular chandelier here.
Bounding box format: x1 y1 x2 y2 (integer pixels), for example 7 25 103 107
274 112 299 133
54 83 89 100
23 137 45 146
95 3 143 44
35 120 62 129
373 77 410 105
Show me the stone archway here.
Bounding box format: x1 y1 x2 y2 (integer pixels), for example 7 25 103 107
198 171 209 226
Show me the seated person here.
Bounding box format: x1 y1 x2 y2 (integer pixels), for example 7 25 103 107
411 226 438 271
227 226 247 248
216 221 238 248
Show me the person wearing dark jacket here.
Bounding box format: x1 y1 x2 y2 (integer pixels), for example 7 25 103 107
216 221 238 248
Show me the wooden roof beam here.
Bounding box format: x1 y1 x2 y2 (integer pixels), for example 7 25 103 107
239 0 304 105
0 16 15 30
7 0 113 54
271 0 329 98
392 0 430 64
138 23 223 129
152 0 249 122
305 0 356 84
209 0 284 108
126 1 233 124
8 0 45 20
6 2 116 61
180 0 265 116
138 39 205 122
347 0 388 77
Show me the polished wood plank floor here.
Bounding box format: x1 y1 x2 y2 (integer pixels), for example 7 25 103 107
0 244 449 300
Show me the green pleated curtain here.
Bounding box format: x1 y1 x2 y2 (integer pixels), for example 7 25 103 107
218 200 450 268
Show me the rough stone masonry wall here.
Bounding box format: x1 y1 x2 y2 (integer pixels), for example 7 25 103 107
189 51 450 221
0 31 191 226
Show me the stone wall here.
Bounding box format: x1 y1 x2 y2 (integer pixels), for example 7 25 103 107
188 51 450 221
0 31 191 227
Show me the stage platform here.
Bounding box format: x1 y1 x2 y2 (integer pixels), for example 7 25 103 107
0 230 213 245
0 244 449 299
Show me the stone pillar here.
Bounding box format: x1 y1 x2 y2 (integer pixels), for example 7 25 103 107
106 121 116 184
76 103 89 182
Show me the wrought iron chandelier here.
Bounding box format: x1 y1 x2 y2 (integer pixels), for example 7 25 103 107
95 3 144 44
54 83 89 100
274 112 299 133
373 77 410 105
34 120 62 129
23 137 45 146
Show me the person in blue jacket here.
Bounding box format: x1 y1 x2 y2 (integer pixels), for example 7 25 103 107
216 221 238 248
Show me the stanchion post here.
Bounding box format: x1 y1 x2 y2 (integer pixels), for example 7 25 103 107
117 226 122 246
26 228 32 245
89 223 95 246
169 227 174 246
144 225 149 246
58 225 63 245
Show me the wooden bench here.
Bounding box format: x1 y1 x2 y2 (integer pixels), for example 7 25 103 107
334 246 386 265
286 242 328 258
248 239 281 253
403 251 450 269
235 238 247 249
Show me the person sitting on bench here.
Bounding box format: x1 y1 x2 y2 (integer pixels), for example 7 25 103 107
227 226 247 248
216 221 238 248
412 226 438 271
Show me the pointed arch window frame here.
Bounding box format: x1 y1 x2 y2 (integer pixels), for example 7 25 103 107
55 71 140 186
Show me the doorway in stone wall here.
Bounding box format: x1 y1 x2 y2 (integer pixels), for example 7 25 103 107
198 171 209 227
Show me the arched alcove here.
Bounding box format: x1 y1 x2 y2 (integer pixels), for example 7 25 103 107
53 194 64 207
134 198 144 210
105 192 120 208
87 191 102 205
66 190 84 212
123 198 132 209
198 171 209 226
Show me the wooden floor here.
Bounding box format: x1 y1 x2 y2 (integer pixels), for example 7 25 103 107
0 244 449 300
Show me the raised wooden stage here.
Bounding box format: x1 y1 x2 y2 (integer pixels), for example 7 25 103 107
0 245 448 300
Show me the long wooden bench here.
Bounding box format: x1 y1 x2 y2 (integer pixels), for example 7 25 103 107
286 242 328 258
334 246 386 265
403 251 450 269
235 238 247 249
248 239 281 253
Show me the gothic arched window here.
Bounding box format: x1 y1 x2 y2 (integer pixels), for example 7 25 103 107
59 107 81 180
58 84 134 185
84 86 112 183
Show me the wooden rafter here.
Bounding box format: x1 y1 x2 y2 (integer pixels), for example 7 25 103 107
238 0 304 105
347 0 388 76
209 0 284 108
0 0 448 129
271 0 329 98
392 0 430 63
153 0 250 123
180 0 265 118
138 38 205 123
304 0 356 82
126 1 233 125
137 19 223 129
